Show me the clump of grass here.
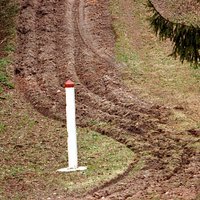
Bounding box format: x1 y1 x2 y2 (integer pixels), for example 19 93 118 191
0 122 6 134
4 43 15 53
0 58 14 91
17 114 38 130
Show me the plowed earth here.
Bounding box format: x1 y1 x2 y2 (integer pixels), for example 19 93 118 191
15 0 200 199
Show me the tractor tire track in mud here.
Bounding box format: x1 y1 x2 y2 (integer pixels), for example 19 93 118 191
15 0 200 199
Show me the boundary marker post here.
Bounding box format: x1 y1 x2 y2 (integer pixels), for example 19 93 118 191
57 80 87 172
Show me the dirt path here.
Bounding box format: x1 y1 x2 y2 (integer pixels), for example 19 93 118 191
15 0 200 199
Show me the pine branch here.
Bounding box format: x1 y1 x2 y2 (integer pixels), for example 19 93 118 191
147 0 200 66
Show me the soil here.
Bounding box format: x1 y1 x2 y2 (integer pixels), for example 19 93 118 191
15 0 199 199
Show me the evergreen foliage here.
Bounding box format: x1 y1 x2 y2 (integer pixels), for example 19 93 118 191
148 0 200 66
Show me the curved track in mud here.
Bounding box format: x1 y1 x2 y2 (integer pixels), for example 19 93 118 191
16 0 200 199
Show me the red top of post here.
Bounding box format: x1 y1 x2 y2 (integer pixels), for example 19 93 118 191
65 80 75 88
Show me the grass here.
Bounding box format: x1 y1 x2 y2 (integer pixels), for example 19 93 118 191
0 0 18 37
0 91 134 199
60 129 133 193
4 43 15 53
0 0 17 94
0 57 14 92
188 141 200 153
0 43 16 94
0 122 6 134
109 0 200 132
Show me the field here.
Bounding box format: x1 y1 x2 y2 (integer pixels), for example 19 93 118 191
0 0 199 199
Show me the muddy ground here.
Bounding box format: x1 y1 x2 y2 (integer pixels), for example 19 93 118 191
15 0 200 199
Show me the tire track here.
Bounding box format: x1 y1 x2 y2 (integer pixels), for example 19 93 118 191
50 0 162 135
78 0 121 68
75 0 168 120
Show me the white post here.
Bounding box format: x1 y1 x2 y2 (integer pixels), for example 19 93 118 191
57 80 87 172
66 80 77 168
